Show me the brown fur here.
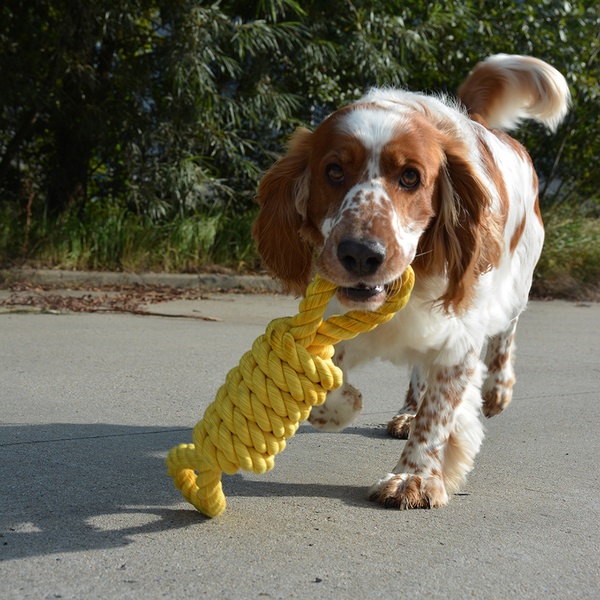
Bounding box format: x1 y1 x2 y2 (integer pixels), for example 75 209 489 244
252 128 314 295
370 473 447 509
413 135 503 312
257 55 568 511
458 65 509 123
387 414 414 439
457 55 556 127
510 216 527 254
254 110 505 313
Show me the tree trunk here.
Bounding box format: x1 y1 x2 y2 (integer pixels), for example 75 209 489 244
0 110 39 185
45 36 116 217
46 110 92 217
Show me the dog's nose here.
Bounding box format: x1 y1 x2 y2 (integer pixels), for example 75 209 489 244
337 238 386 276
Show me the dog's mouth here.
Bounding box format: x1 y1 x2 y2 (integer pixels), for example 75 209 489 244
337 283 386 306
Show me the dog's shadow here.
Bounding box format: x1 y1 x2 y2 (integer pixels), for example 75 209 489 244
1 422 393 560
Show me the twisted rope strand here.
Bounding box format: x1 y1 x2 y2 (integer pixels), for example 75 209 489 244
166 267 414 517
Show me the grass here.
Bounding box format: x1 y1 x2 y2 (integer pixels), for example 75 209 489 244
1 202 599 300
531 205 600 301
0 203 261 274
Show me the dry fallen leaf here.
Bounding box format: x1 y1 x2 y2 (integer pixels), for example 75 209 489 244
0 283 221 320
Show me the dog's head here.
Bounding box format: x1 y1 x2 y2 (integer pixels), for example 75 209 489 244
253 94 500 312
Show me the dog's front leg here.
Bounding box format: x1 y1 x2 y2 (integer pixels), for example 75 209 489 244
369 352 484 509
308 343 363 431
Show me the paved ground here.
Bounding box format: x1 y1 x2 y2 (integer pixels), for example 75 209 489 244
1 289 599 599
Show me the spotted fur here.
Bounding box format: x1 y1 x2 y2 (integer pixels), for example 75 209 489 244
253 55 570 509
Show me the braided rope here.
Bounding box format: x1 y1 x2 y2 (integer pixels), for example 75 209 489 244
166 267 414 517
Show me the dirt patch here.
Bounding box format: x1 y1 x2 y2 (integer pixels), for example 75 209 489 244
530 272 600 302
0 282 224 319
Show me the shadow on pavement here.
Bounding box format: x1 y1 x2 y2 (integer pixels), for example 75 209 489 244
295 423 391 438
2 422 379 560
2 424 204 560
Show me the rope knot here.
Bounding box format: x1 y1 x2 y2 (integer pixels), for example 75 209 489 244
166 267 414 517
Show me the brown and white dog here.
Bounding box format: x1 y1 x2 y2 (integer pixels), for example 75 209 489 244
252 55 570 509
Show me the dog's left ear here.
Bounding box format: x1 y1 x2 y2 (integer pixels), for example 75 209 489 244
417 137 502 312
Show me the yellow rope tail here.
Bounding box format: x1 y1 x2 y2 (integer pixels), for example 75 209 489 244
166 267 415 517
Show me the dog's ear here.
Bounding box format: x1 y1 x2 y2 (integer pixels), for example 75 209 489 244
252 128 314 295
416 137 502 312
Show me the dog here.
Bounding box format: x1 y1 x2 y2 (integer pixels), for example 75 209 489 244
252 55 570 509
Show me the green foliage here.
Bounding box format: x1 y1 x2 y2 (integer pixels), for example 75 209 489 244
475 0 600 207
533 206 600 299
0 201 259 272
0 0 311 220
1 0 598 279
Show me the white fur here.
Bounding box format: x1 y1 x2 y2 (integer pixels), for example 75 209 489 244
256 55 570 509
312 56 569 506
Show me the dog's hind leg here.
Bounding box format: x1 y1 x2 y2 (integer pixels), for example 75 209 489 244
387 366 425 439
482 318 519 418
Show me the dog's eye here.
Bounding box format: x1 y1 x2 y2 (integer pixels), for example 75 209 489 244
326 164 344 183
399 168 420 189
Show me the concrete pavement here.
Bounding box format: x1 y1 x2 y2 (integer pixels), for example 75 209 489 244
1 291 599 599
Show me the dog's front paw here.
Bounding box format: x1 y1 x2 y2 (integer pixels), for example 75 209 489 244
368 473 447 509
308 383 362 431
386 413 414 439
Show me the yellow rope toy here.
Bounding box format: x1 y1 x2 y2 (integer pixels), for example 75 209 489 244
166 267 414 517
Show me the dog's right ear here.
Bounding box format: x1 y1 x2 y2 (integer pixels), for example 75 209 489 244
252 127 314 295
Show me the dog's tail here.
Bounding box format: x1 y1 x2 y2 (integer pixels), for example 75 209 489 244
458 54 571 131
